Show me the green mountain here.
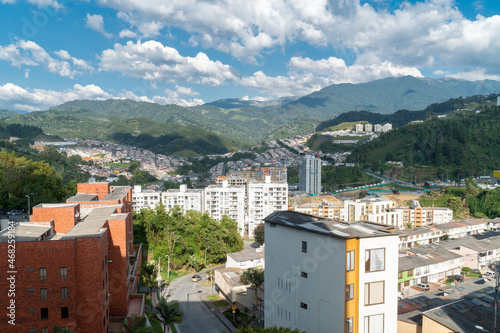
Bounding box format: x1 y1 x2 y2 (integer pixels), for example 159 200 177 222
5 109 237 157
4 76 500 151
281 76 500 119
348 104 500 177
315 94 498 132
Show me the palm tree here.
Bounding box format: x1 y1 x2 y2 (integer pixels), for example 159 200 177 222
240 268 265 320
123 314 149 333
155 297 183 333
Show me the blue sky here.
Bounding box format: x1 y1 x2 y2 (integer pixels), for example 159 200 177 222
0 0 499 111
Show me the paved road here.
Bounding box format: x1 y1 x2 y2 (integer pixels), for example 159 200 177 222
162 270 227 333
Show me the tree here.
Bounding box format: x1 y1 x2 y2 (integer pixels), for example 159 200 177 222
155 298 183 333
140 269 157 310
253 223 265 245
240 268 265 320
187 253 204 272
123 314 149 333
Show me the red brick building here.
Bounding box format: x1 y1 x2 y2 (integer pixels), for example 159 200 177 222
0 183 144 333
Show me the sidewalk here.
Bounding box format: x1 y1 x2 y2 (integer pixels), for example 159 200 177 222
200 295 237 333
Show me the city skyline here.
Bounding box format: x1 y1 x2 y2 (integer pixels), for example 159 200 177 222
1 0 500 112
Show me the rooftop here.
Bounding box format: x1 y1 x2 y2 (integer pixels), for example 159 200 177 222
227 248 264 263
61 205 122 240
103 186 131 201
0 223 52 242
264 211 397 239
66 193 98 202
399 243 462 271
216 267 246 288
398 278 499 332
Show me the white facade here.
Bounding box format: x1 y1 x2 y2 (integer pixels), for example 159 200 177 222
356 123 364 133
265 212 398 333
132 185 161 212
299 154 322 194
344 197 403 228
247 176 288 236
382 123 392 132
374 124 383 132
162 184 204 213
205 180 246 235
365 123 373 133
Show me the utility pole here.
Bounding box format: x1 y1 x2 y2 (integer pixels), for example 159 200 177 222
446 169 449 181
493 263 499 333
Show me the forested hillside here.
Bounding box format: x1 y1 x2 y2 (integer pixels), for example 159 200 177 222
5 110 238 156
316 94 498 132
349 105 500 177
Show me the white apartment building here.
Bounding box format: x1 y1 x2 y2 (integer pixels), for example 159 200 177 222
356 123 364 133
299 154 322 194
264 211 398 333
365 123 373 133
433 219 488 239
247 176 288 236
374 124 383 132
161 184 205 213
395 200 453 227
398 226 443 249
382 123 392 132
132 185 161 212
205 180 246 235
344 197 403 228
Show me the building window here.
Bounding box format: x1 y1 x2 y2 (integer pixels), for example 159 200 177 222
61 287 68 300
61 307 69 319
364 314 384 333
40 288 47 300
300 302 308 309
364 281 385 306
398 272 402 279
407 270 413 277
346 284 354 301
42 329 49 333
60 267 68 279
365 248 385 272
41 308 48 320
301 271 308 278
40 268 47 281
346 250 355 271
345 317 354 333
302 241 307 253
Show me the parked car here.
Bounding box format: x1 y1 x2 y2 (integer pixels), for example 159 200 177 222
484 271 495 277
415 283 430 291
448 275 464 282
191 275 202 282
8 209 22 215
397 291 404 300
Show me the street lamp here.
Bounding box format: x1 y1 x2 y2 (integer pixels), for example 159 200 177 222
157 254 170 293
26 193 34 216
187 290 202 333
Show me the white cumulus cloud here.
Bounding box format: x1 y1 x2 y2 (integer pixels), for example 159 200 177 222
0 40 93 78
99 40 239 86
86 14 113 38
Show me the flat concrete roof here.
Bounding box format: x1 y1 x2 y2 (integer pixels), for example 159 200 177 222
228 248 264 262
62 205 121 240
264 211 397 239
0 223 52 242
103 186 130 201
67 193 98 202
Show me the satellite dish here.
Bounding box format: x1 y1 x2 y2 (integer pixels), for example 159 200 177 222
451 282 456 286
75 211 80 218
